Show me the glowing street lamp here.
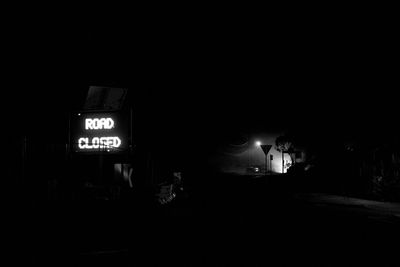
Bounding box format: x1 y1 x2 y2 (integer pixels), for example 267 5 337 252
255 141 265 174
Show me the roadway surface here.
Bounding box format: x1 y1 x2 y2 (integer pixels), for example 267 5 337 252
22 175 400 266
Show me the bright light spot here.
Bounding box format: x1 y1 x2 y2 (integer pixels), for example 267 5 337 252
255 141 262 146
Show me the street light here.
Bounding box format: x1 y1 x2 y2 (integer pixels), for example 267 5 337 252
255 141 265 174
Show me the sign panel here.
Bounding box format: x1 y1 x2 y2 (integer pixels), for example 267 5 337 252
71 112 129 153
260 144 272 155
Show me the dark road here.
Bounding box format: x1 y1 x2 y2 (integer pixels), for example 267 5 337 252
27 175 400 266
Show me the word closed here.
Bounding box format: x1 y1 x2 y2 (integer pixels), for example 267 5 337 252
78 137 122 150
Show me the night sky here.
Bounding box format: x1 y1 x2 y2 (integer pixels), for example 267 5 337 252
7 11 397 150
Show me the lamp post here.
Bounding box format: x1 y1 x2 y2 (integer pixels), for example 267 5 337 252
255 141 263 174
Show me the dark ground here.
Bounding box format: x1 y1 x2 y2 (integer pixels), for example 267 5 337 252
16 173 400 266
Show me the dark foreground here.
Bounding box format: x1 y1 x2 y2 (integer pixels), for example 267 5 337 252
14 174 400 266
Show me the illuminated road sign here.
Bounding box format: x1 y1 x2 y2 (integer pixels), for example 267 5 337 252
71 112 129 153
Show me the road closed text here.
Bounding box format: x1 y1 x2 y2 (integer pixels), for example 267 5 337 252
85 118 115 130
78 136 122 150
74 115 126 152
